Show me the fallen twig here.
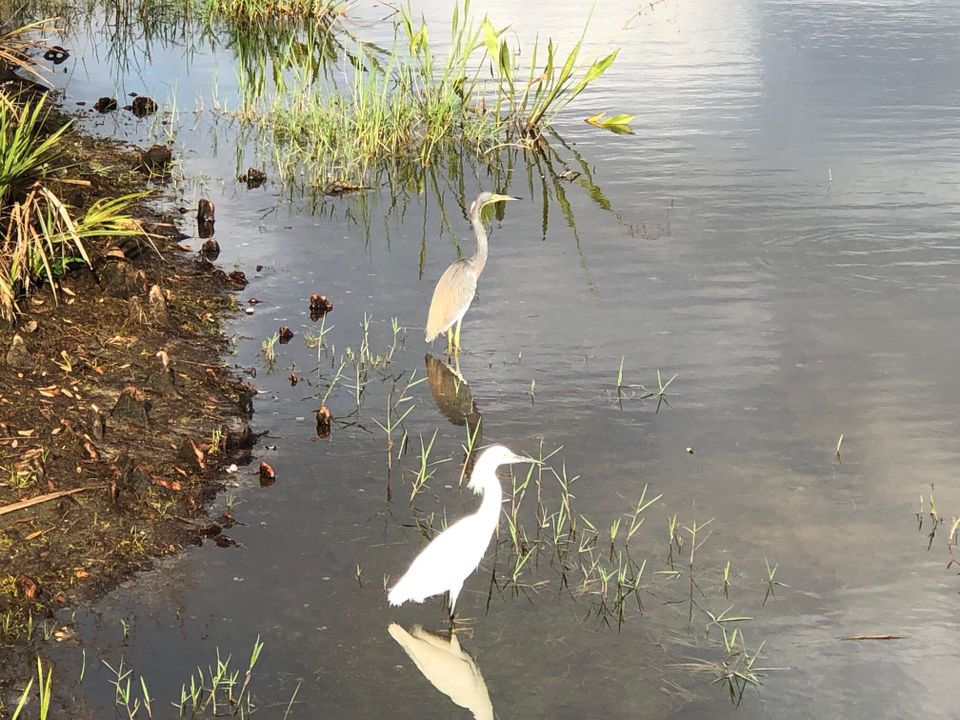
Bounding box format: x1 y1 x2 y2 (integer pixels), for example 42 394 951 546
0 487 94 516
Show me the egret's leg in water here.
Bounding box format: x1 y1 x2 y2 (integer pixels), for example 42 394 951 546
448 580 463 620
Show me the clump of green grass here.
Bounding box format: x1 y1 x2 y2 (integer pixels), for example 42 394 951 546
0 92 146 322
191 0 346 24
229 0 626 191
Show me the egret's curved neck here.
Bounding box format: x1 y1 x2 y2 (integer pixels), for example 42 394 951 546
469 211 488 276
475 466 503 529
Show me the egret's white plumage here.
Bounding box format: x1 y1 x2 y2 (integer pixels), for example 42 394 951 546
388 444 535 617
425 192 518 353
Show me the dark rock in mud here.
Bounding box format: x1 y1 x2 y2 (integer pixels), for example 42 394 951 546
227 271 248 288
147 284 172 328
201 238 220 259
110 385 151 426
100 260 148 298
130 96 157 117
239 168 267 188
94 96 118 113
278 326 294 344
141 144 172 169
6 334 34 371
198 219 215 239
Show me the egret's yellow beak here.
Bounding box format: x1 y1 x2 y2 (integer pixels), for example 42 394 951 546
504 451 540 465
489 193 520 204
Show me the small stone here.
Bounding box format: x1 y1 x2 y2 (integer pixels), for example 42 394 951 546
227 271 247 288
244 307 255 315
6 334 33 370
278 326 294 344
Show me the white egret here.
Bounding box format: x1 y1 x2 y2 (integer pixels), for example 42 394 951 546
425 192 519 354
388 444 536 618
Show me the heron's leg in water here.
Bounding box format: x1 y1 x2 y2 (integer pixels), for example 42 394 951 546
446 331 454 355
452 318 463 352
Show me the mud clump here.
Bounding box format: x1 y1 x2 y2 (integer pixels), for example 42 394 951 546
141 144 172 169
130 96 158 117
239 167 267 188
197 198 215 238
309 293 334 320
93 96 118 113
5 334 34 371
201 238 220 259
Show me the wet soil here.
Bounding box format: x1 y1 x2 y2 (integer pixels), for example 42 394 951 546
0 106 252 705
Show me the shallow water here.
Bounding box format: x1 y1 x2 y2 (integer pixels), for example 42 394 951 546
41 0 960 717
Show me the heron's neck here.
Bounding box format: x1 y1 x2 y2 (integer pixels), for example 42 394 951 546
470 212 488 276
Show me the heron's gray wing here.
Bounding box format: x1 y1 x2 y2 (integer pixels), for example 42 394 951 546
426 260 478 341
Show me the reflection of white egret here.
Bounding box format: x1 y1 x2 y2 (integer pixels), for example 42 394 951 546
388 445 537 618
388 623 493 720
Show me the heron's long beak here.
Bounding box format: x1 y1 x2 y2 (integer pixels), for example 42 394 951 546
490 194 521 203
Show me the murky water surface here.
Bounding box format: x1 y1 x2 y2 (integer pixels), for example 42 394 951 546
44 1 960 717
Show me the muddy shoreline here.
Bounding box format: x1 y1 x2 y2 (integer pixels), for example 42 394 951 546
0 108 254 705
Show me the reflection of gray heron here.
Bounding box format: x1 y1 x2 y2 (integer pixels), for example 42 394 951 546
425 353 482 431
388 623 493 720
425 192 519 354
388 445 537 619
